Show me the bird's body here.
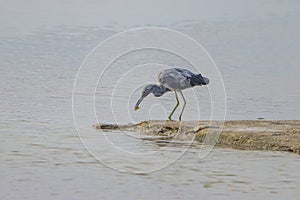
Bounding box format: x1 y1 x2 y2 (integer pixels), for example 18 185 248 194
158 68 209 91
135 67 209 121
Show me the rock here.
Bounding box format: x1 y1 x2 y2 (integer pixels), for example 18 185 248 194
93 120 300 155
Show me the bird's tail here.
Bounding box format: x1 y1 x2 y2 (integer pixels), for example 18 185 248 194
201 76 210 85
192 74 209 86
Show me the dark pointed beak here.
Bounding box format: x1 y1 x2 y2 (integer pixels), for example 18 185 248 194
134 96 144 111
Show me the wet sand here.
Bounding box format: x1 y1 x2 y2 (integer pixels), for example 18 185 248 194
93 120 300 154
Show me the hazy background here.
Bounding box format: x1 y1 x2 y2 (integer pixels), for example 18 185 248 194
1 0 299 34
1 0 299 120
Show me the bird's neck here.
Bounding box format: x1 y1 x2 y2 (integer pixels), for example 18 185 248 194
152 84 170 97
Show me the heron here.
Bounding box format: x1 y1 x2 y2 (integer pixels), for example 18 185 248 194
134 68 209 121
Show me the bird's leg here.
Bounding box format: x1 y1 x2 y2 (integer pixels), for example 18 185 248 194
168 91 179 121
178 90 186 121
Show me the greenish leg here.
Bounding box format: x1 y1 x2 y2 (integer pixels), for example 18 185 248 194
178 90 186 121
168 91 179 121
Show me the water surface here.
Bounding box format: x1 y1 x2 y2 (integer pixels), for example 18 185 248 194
1 3 300 199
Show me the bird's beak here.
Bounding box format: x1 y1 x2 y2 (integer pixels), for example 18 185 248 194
134 96 144 111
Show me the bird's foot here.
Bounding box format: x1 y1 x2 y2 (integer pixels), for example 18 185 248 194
179 115 183 121
168 117 174 121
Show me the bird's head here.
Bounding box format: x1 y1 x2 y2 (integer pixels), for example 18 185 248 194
134 84 154 111
134 84 170 111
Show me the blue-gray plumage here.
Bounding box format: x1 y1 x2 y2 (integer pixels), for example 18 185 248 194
135 68 209 121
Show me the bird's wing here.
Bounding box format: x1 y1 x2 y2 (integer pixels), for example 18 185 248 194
158 68 193 90
174 68 208 86
173 68 194 78
158 67 209 89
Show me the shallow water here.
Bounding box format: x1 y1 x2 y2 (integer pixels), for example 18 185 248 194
1 130 300 199
1 3 300 199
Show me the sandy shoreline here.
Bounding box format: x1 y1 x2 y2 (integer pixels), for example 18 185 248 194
93 120 300 154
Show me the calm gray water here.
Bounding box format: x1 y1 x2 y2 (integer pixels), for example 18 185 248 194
1 1 300 199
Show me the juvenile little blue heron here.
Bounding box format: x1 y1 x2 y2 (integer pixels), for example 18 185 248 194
134 68 209 121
